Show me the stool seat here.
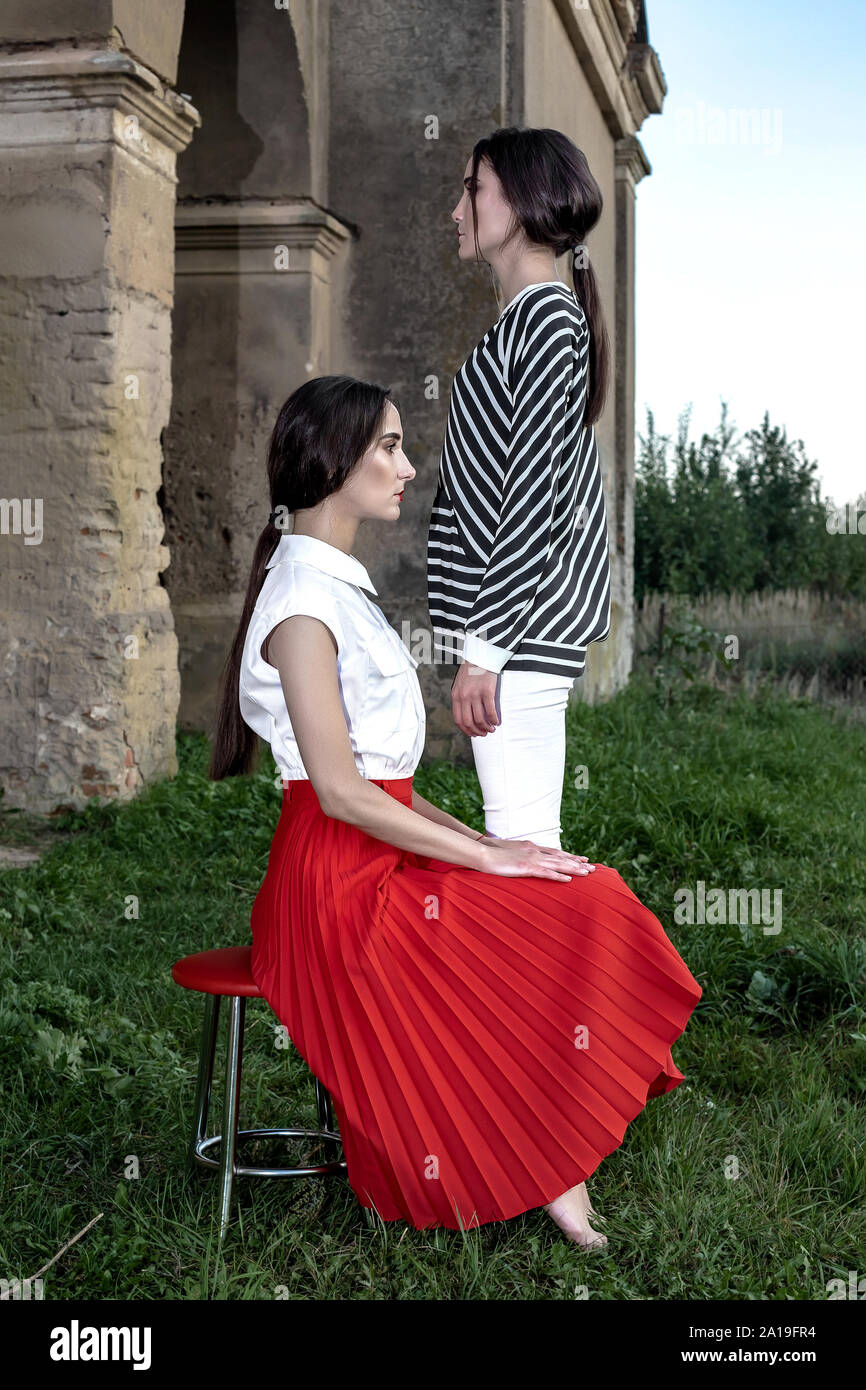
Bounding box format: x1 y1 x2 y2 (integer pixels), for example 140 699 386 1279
171 945 262 997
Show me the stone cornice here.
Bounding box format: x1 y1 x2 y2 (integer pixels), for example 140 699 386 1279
615 132 652 185
174 200 354 275
0 46 200 155
611 0 641 41
625 41 666 117
552 0 667 139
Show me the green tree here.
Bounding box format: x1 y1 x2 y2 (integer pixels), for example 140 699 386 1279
634 402 866 603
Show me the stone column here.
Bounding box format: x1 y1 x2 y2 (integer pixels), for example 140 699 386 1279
614 132 651 681
162 0 352 732
168 201 351 731
0 38 199 813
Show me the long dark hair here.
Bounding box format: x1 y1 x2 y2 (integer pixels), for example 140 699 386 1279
209 375 395 781
467 126 610 424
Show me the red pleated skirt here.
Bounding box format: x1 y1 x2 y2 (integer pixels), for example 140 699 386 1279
249 774 702 1231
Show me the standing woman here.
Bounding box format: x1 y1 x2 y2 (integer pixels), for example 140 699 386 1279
428 127 612 849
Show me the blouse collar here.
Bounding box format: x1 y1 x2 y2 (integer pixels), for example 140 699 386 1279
495 279 573 323
265 532 378 595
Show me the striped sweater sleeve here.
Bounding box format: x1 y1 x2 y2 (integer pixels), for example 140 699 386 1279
462 298 575 672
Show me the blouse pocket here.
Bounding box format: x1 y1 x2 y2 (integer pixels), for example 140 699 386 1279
367 630 412 675
363 630 423 749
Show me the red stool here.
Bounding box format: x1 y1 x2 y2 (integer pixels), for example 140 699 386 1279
171 945 347 1239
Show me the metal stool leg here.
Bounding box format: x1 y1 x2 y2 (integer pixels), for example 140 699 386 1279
188 993 220 1175
181 981 348 1240
217 995 245 1241
315 1078 340 1164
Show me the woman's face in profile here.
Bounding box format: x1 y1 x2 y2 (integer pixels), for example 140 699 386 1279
452 156 512 261
339 400 416 523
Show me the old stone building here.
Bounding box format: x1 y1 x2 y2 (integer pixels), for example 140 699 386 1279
0 0 665 813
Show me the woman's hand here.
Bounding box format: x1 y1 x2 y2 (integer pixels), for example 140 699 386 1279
451 662 500 737
477 837 597 881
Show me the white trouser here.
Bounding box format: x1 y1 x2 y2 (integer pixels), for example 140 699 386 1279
470 668 576 849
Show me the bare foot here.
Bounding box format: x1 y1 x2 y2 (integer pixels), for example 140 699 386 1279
544 1181 608 1249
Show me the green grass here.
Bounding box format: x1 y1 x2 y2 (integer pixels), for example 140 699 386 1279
1 673 864 1300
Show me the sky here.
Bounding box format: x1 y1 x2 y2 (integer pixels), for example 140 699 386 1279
634 0 865 507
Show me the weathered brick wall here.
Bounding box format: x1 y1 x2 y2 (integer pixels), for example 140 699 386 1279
0 6 198 813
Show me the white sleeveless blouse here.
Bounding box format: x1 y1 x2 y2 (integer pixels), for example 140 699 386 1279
239 532 426 782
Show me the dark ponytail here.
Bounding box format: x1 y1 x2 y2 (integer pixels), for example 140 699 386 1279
569 237 610 426
208 375 395 781
467 126 610 425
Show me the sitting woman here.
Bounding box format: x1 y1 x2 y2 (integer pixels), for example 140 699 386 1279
209 374 702 1249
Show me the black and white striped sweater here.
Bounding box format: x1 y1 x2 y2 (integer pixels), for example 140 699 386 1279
426 280 612 678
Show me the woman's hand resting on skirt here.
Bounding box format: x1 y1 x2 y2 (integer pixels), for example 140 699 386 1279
476 837 597 881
